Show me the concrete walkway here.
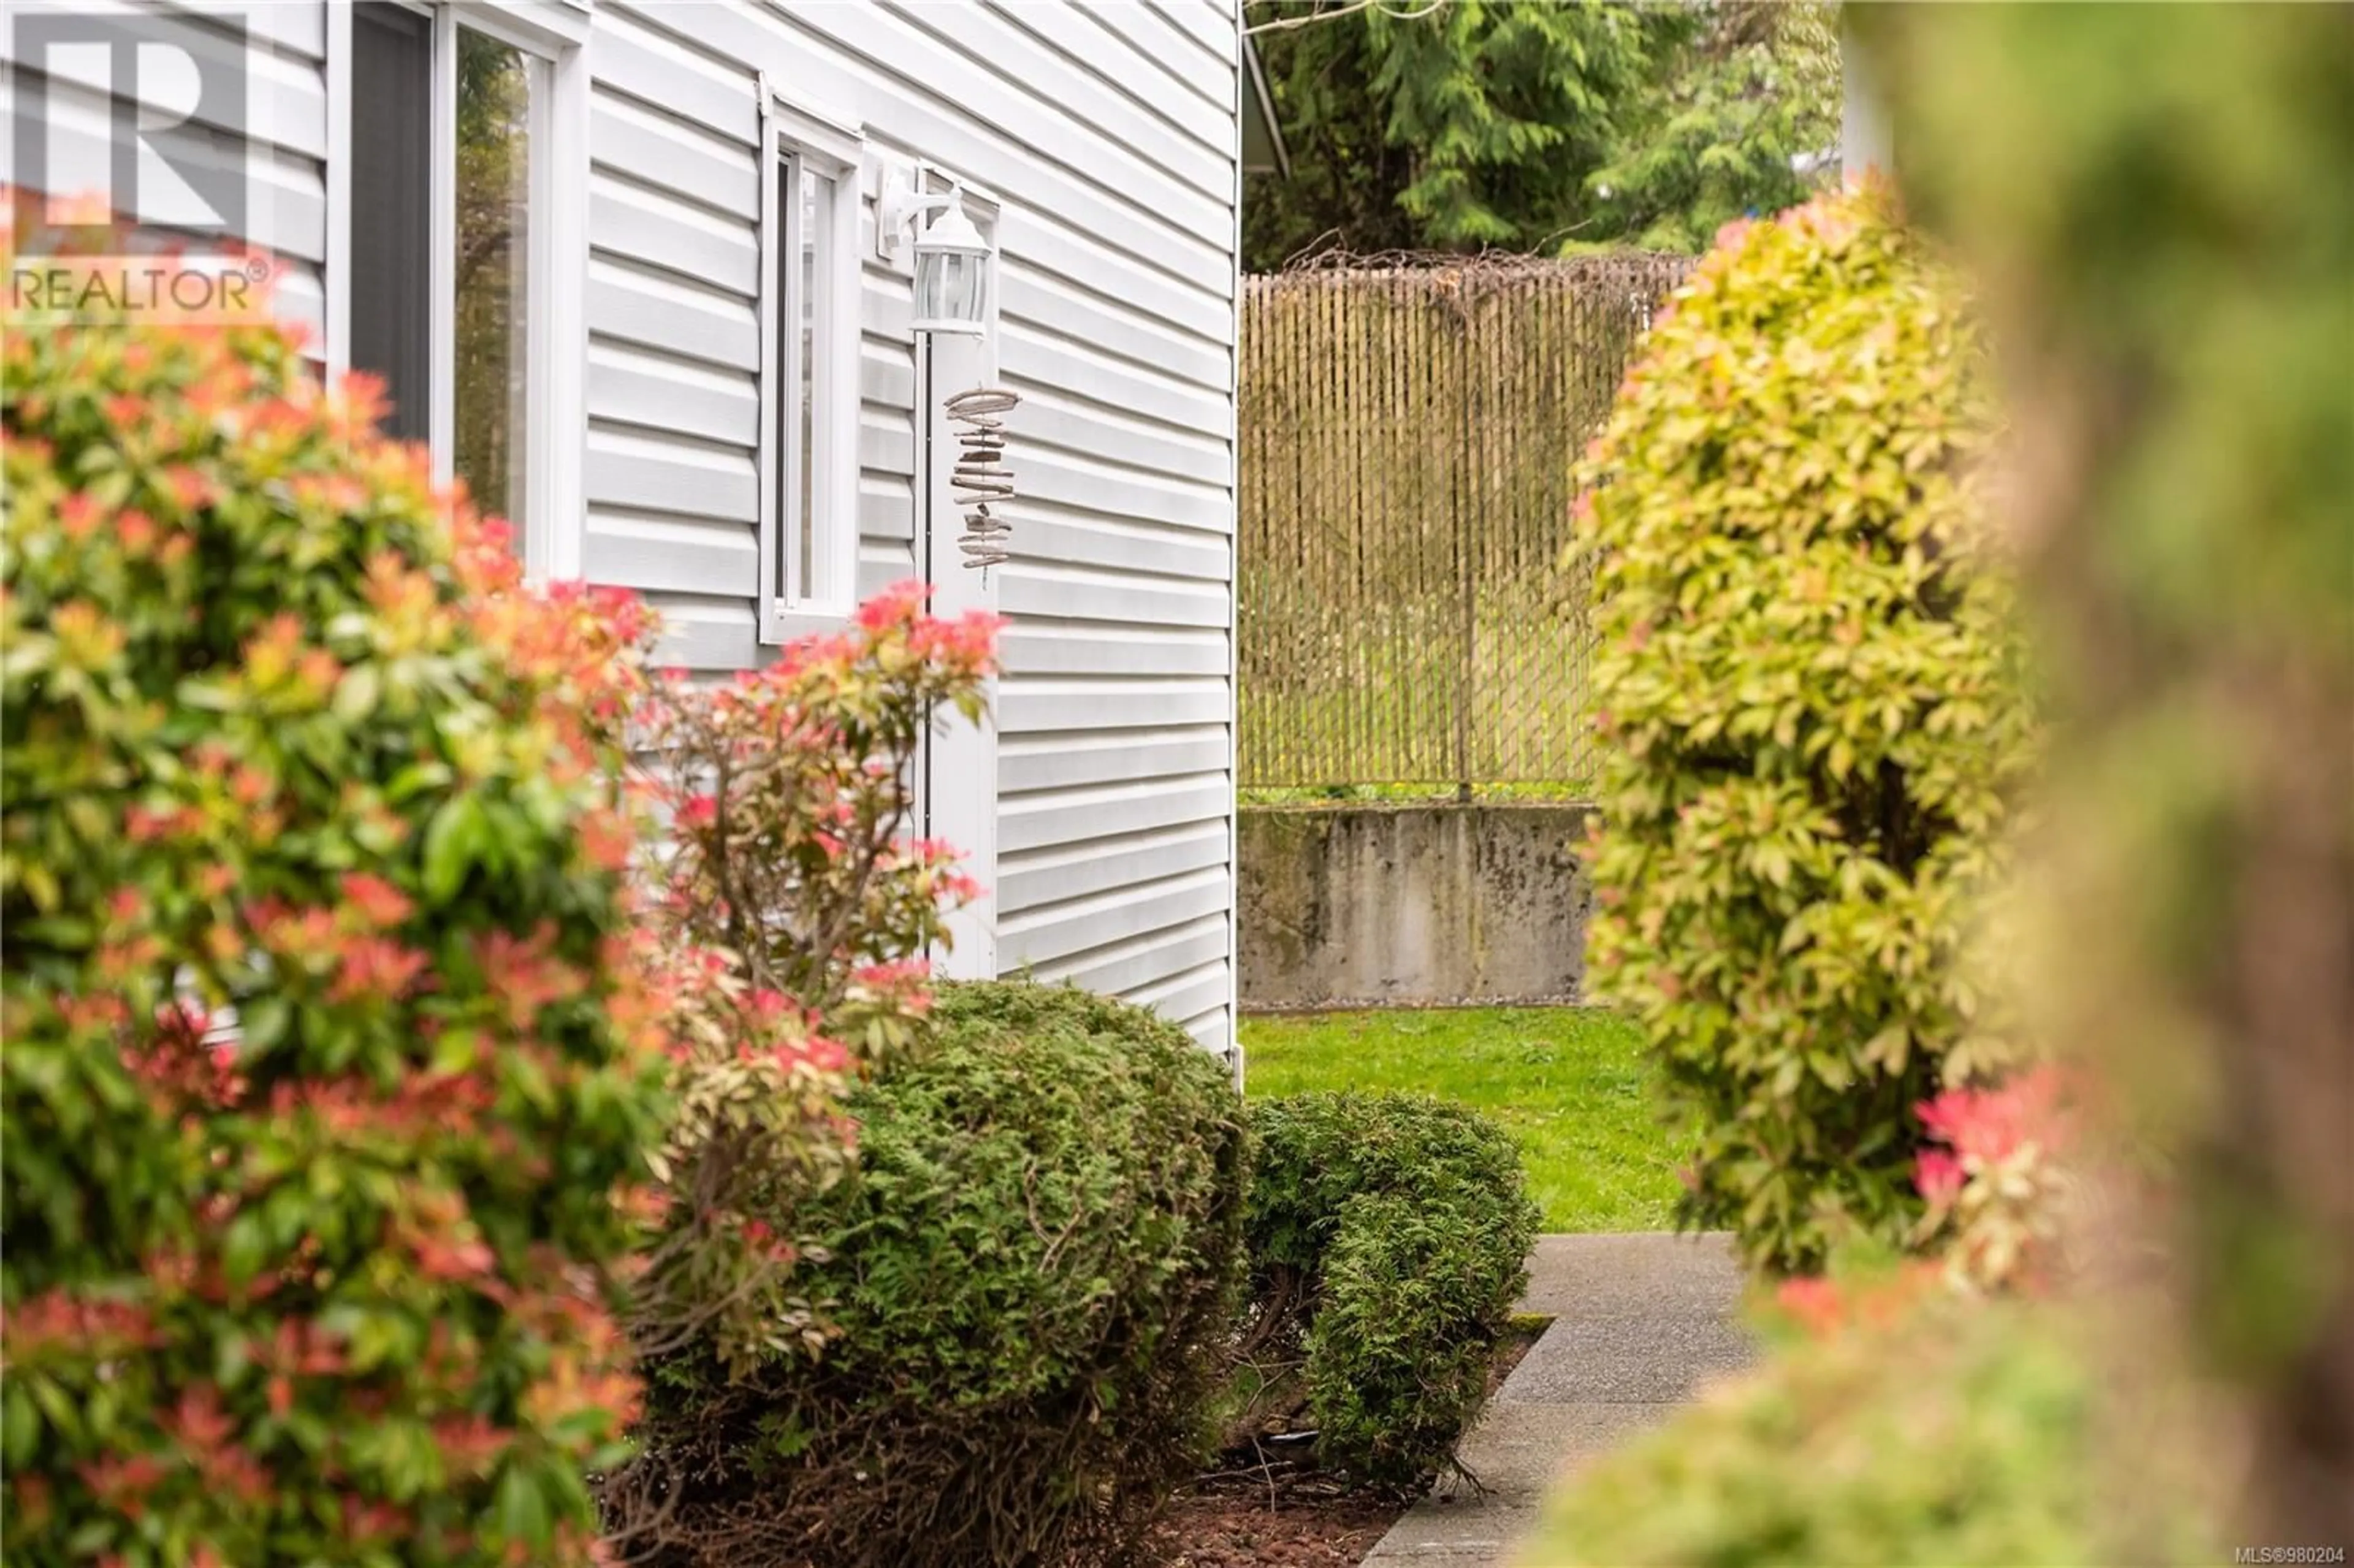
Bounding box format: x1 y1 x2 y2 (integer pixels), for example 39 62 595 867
1365 1233 1754 1567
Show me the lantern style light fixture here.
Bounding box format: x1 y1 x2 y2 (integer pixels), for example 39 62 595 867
883 170 994 336
913 189 991 334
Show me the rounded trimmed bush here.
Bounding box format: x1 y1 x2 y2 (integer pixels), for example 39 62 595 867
1244 1091 1539 1487
1 299 666 1561
1573 188 2035 1275
630 981 1248 1567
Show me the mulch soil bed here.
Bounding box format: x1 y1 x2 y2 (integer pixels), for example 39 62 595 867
1142 1324 1544 1567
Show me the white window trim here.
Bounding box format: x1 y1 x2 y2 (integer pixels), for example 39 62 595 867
326 0 589 581
757 81 865 644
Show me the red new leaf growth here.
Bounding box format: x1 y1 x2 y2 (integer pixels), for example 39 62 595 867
1910 1065 2078 1293
2 251 669 1564
614 580 997 1403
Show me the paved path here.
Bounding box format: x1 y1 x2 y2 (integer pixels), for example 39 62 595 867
1364 1233 1753 1567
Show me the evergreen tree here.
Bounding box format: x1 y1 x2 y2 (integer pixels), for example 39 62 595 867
1243 0 1838 269
1582 1 1840 252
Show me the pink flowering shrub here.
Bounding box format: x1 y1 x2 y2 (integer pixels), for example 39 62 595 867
601 585 997 1552
1910 1065 2078 1293
1 280 667 1564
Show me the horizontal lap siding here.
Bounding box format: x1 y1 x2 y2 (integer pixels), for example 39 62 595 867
584 2 918 675
587 0 1241 1053
756 0 1238 1054
964 0 1238 1054
584 7 761 672
0 1 330 343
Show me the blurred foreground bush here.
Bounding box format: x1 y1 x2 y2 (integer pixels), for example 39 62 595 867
1240 1091 1539 1487
625 981 1247 1567
1572 187 2033 1274
1868 2 2354 1543
1 296 665 1564
1521 1276 2218 1567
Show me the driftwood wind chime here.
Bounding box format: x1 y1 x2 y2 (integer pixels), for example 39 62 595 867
944 386 1020 569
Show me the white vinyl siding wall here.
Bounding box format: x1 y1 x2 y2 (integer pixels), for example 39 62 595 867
566 0 1240 1057
950 0 1240 1056
0 1 332 346
575 0 923 670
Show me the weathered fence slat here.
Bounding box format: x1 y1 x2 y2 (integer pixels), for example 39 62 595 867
1238 256 1693 793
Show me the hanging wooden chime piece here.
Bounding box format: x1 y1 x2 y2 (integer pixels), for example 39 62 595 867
945 385 1020 569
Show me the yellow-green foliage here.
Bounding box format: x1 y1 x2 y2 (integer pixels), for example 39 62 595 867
1574 189 2033 1274
1520 1288 2217 1567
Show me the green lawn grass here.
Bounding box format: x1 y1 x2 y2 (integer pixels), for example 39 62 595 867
1240 1007 1688 1233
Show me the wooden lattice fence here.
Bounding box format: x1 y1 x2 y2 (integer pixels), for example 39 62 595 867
1239 254 1694 793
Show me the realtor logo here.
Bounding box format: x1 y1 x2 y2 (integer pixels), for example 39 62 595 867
6 7 274 321
10 9 248 235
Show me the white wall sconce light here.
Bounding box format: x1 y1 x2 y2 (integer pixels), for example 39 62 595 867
912 190 991 335
881 169 995 335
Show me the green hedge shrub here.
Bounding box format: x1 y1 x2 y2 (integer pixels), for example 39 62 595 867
1522 1284 2220 1567
1 290 667 1562
1244 1092 1539 1487
632 981 1248 1567
1573 188 2035 1275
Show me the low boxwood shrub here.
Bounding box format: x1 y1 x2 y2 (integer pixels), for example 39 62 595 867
1573 188 2036 1275
1242 1091 1539 1487
1 284 668 1562
628 981 1249 1567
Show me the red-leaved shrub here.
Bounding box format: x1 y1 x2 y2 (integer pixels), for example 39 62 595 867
0 279 668 1565
615 584 996 1396
1 250 1002 1567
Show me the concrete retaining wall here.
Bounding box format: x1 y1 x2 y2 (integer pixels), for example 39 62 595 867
1238 802 1594 1011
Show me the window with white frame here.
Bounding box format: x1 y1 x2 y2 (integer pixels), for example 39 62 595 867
760 93 864 641
342 0 587 574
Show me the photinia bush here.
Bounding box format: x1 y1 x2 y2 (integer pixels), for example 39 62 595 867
611 584 995 1436
0 284 671 1565
0 245 1004 1565
1572 187 2036 1274
639 580 993 1023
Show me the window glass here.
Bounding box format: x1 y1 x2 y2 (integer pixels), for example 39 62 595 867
349 3 431 441
452 27 536 528
798 164 834 597
764 132 858 639
779 158 840 607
